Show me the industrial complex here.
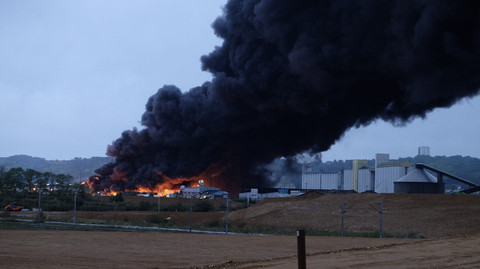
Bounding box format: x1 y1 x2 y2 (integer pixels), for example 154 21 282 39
240 147 480 200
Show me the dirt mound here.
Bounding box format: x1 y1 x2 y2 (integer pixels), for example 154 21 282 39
227 193 480 238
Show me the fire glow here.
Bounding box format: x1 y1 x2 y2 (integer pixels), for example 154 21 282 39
86 166 222 196
87 1 480 197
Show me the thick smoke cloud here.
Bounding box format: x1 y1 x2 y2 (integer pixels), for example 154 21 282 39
89 0 480 194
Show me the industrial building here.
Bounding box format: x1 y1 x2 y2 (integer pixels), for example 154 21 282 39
300 153 479 194
394 168 439 194
374 154 413 193
240 149 479 200
300 153 416 194
239 188 302 200
181 180 230 199
418 146 430 156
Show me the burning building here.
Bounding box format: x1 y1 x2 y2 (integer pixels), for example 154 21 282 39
88 0 480 196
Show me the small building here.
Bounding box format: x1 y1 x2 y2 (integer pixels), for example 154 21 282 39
213 191 230 199
418 146 430 156
239 188 295 201
394 168 440 194
182 186 220 198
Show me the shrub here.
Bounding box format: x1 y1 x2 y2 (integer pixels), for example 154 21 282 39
146 214 163 224
205 219 220 227
165 203 187 212
193 200 214 212
236 221 246 228
1 210 11 219
37 212 46 223
139 200 153 211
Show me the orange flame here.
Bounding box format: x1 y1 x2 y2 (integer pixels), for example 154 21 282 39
86 163 226 196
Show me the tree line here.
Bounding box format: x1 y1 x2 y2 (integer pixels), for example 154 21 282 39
0 166 89 211
0 167 74 194
0 155 113 183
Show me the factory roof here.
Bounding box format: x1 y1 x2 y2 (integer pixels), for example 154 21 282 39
395 169 437 183
183 187 220 193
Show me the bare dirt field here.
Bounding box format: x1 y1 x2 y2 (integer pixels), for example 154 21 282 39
1 230 479 269
3 193 480 268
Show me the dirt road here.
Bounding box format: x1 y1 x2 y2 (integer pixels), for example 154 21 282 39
1 230 479 269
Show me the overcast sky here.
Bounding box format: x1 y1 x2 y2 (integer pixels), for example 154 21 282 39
1 1 479 162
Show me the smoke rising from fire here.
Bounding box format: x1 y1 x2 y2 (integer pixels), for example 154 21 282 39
89 0 480 194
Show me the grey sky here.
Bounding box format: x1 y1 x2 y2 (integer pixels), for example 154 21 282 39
1 1 479 161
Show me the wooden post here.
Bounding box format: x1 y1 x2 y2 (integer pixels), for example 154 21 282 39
297 230 306 269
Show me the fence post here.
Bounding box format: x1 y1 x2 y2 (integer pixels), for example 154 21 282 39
379 202 383 238
37 191 41 227
158 187 161 212
189 196 193 233
74 192 77 227
297 230 306 269
341 202 346 237
226 198 229 234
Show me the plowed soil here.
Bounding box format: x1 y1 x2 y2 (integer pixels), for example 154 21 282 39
1 230 480 268
2 193 480 268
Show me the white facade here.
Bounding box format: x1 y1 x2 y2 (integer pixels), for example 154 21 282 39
343 168 373 192
374 166 413 193
322 172 342 189
302 172 321 189
301 171 341 190
343 170 353 190
357 169 373 193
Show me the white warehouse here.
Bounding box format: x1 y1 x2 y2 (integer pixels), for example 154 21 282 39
302 153 412 193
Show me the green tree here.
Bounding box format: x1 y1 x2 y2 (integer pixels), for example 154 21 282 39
54 173 73 194
36 172 50 192
3 167 26 192
24 168 42 192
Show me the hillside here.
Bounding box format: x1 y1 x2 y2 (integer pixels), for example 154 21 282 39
0 155 113 182
227 193 480 238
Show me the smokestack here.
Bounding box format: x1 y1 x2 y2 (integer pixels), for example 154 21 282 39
210 176 212 187
89 0 480 194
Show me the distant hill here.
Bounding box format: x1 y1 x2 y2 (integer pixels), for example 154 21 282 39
2 154 479 187
398 155 480 186
0 155 114 183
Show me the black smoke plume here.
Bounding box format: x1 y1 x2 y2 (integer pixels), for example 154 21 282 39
89 0 480 194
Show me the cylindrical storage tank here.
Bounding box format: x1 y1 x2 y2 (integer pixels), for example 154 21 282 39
394 169 441 194
394 182 444 194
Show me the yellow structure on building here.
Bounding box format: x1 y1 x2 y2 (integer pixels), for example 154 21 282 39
352 160 369 191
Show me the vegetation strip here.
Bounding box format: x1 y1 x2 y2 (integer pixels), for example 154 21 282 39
0 217 268 235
